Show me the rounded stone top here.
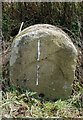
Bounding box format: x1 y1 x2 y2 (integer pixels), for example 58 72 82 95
16 24 71 41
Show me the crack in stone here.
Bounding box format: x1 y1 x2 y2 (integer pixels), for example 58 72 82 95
36 39 41 85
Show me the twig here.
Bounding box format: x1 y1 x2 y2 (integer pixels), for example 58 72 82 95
18 22 24 34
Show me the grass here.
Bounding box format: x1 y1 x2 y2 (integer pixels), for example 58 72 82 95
1 81 83 118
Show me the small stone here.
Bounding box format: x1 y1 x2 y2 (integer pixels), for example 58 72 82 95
10 24 77 100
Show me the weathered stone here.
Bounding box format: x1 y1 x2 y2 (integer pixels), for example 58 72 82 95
10 24 77 100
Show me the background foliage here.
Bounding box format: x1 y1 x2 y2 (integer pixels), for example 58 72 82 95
2 2 82 43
